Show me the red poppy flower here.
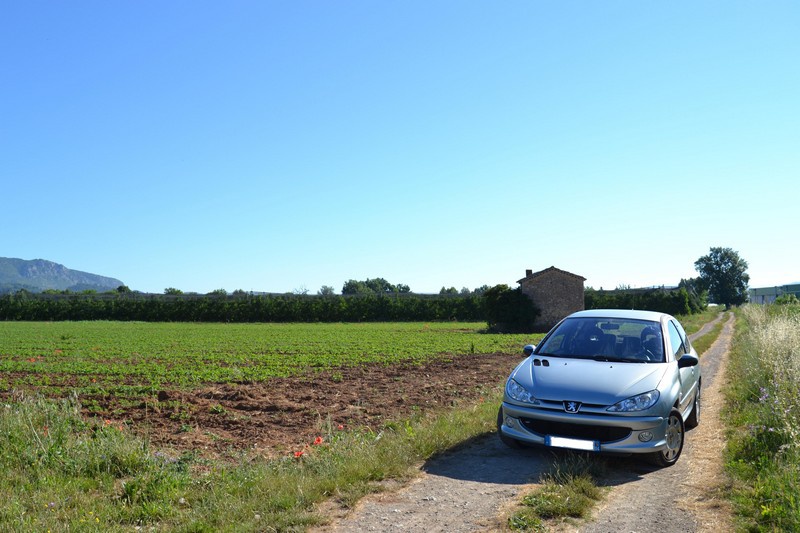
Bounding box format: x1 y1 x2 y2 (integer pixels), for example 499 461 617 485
313 436 324 445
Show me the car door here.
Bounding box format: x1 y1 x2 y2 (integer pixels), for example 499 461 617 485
668 320 696 414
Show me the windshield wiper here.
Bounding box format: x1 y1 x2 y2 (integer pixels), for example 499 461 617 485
591 355 631 363
535 352 562 358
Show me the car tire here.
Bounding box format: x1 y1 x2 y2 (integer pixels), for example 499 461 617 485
649 408 684 467
685 384 700 429
497 407 522 448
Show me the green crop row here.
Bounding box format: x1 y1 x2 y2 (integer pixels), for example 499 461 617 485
0 321 540 395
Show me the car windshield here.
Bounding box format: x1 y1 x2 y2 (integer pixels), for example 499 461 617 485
535 317 665 363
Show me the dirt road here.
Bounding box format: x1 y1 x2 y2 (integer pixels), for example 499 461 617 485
316 313 734 532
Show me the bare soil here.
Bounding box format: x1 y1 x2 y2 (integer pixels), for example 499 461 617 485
71 352 522 459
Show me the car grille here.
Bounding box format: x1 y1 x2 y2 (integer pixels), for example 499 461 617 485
520 418 631 443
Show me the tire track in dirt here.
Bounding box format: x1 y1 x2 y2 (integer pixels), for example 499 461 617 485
313 432 551 532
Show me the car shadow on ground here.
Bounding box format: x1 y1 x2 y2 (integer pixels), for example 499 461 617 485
422 430 666 488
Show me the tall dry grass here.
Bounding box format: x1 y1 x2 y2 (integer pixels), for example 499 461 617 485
740 305 800 448
725 305 800 530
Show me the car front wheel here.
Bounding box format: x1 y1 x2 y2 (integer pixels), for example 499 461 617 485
649 408 684 467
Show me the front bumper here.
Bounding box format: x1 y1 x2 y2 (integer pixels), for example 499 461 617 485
500 401 669 454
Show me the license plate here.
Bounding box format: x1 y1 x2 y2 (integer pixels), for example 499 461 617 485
545 435 600 452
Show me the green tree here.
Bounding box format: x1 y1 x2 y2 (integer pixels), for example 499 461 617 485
318 285 336 296
694 247 750 309
341 278 411 295
472 285 490 295
773 294 799 305
341 280 372 295
164 287 183 295
482 284 540 333
678 278 708 312
364 278 396 294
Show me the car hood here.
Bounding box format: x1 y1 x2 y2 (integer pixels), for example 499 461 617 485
511 357 668 405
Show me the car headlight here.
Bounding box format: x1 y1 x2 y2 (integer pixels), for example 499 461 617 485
607 390 660 412
506 378 537 404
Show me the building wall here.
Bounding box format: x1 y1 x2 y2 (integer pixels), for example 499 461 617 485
749 284 800 304
519 268 585 331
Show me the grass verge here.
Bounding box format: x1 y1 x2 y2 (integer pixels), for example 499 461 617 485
0 390 501 532
507 454 607 531
679 306 726 337
690 311 727 356
723 305 800 531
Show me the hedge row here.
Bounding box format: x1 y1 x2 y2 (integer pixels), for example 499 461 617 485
584 287 705 316
0 292 485 322
0 287 704 324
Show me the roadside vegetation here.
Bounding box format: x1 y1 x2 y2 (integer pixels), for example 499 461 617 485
683 306 726 355
670 306 722 337
1 390 501 531
724 304 800 531
507 455 607 532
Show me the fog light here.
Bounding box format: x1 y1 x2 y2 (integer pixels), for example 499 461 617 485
638 431 653 442
505 416 516 428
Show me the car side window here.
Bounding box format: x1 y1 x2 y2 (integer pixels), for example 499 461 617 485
673 320 692 352
667 321 686 359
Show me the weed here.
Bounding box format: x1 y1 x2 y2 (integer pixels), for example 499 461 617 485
723 306 800 531
509 454 607 529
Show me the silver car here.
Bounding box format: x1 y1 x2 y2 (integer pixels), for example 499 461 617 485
498 309 700 467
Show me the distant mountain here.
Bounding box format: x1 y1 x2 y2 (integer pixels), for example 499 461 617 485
0 257 125 293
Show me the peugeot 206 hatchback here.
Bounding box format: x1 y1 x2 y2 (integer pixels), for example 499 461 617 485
498 309 700 467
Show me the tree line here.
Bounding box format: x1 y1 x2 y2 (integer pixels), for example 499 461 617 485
584 286 705 316
0 285 699 327
0 291 486 323
0 247 752 328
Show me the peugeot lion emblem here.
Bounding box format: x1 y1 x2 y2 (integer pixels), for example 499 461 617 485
564 401 582 413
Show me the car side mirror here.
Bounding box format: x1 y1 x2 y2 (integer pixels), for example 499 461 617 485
523 344 535 357
677 354 699 368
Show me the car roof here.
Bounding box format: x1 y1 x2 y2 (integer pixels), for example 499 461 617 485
566 309 673 322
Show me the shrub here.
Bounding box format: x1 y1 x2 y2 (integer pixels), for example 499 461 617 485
482 285 540 333
773 294 799 306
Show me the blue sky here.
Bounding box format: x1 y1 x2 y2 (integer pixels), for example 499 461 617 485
2 2 798 294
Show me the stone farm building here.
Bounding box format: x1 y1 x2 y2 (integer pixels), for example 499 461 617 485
518 266 586 331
